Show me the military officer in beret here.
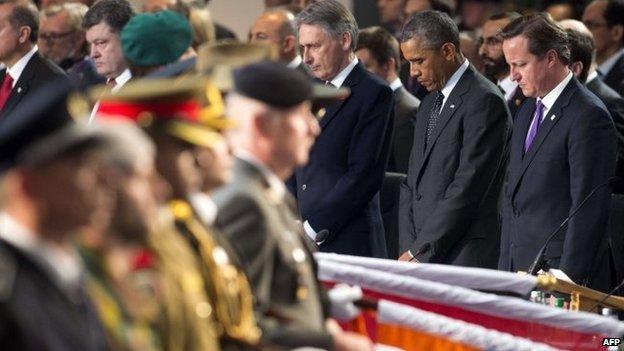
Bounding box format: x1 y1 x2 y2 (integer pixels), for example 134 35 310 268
213 61 372 351
120 10 193 78
95 77 262 351
0 79 112 350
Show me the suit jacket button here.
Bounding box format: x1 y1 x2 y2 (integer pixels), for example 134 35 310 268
302 184 307 190
415 194 422 200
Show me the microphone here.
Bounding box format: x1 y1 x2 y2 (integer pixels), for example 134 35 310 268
409 242 431 262
527 177 621 275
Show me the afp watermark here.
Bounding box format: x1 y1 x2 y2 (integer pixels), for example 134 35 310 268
603 337 622 349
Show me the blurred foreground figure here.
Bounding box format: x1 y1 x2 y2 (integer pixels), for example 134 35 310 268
214 60 373 351
0 79 111 350
95 77 261 350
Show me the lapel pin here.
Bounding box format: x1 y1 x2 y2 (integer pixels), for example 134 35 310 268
550 114 556 121
450 104 455 109
16 87 22 93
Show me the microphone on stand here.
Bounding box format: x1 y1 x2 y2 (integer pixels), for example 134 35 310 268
527 177 620 275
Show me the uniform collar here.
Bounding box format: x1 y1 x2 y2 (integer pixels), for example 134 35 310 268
235 150 286 200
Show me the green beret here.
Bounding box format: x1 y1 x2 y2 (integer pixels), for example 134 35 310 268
121 10 192 67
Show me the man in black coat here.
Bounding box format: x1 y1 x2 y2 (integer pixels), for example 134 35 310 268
0 80 110 350
583 0 624 96
397 10 510 267
356 26 420 174
561 20 624 194
0 0 66 120
289 0 394 258
499 14 617 292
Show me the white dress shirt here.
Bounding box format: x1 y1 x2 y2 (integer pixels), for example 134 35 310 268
287 55 303 69
389 77 403 92
498 74 519 102
440 59 469 109
598 48 624 77
328 57 359 88
89 68 132 123
538 71 573 121
6 46 38 88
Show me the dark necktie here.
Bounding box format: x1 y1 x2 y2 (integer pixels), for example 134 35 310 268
0 73 14 112
524 99 545 153
425 91 445 145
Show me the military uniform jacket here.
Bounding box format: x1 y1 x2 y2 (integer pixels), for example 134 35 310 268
214 158 333 351
0 240 107 351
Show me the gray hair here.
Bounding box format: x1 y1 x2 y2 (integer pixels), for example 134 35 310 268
295 0 359 51
401 10 460 50
92 121 155 172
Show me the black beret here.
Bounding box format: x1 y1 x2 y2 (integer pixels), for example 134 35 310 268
233 60 313 108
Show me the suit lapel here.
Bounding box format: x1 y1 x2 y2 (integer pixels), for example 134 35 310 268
319 62 364 129
1 54 38 116
413 67 473 184
510 78 577 197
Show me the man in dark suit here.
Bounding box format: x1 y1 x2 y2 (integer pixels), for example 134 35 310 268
356 26 420 174
290 0 394 258
583 0 624 96
0 80 110 350
561 20 624 194
0 0 66 120
478 12 526 119
250 8 312 78
397 10 510 267
499 14 617 292
214 61 372 351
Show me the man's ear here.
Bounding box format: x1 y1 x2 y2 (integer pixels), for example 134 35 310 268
341 32 352 52
611 24 624 44
546 49 559 68
441 42 457 61
283 34 297 55
18 26 31 44
569 61 583 79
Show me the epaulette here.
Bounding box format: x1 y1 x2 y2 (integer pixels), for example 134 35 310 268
0 244 16 301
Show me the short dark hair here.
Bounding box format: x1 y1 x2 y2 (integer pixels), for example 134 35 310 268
0 0 38 43
604 0 624 43
401 10 459 50
565 28 594 83
83 0 134 32
357 26 401 71
500 12 571 65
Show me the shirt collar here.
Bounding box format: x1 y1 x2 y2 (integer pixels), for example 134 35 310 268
586 70 599 84
329 57 359 88
188 192 218 226
235 150 286 200
539 70 573 112
0 212 83 290
497 74 518 101
440 59 469 108
6 46 38 87
389 77 403 91
111 68 132 92
287 55 303 69
598 48 624 76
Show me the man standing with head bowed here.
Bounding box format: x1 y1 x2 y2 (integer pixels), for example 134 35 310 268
499 13 617 292
290 0 394 258
397 10 510 267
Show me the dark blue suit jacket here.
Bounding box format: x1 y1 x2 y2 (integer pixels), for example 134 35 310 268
499 77 617 291
288 62 394 258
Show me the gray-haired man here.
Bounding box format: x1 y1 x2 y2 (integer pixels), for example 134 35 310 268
397 10 510 267
288 0 394 258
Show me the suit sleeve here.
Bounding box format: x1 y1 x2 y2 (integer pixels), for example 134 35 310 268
415 92 510 260
306 85 394 237
560 105 617 284
215 193 334 350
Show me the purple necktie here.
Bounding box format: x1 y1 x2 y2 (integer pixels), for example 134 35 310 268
524 99 544 153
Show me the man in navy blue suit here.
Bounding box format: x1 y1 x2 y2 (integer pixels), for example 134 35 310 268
289 0 394 258
499 13 617 292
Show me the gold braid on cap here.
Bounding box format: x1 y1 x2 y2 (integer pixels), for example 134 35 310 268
200 81 236 131
168 200 261 345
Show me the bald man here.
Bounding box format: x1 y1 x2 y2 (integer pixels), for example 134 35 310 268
250 8 312 77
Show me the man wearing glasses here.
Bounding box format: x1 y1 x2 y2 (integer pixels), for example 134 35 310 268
478 12 525 119
39 2 104 87
582 0 624 96
0 0 67 120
